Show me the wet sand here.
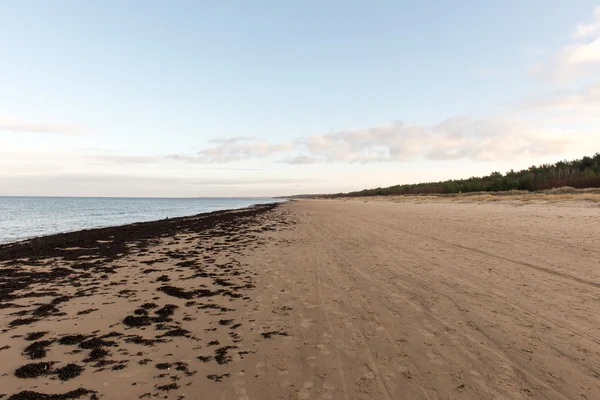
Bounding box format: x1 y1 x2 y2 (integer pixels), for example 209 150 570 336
1 199 599 399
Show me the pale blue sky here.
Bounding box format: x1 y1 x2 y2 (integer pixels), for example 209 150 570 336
1 1 599 196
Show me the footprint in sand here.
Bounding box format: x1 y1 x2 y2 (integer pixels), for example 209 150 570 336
234 385 250 400
301 318 314 329
278 369 292 387
256 361 266 376
426 351 446 366
294 380 318 399
321 381 335 399
316 343 331 356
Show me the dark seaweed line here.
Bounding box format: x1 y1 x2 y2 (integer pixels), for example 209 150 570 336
0 203 280 262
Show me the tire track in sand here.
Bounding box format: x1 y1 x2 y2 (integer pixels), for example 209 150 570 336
351 213 600 291
342 212 600 349
302 211 351 400
306 214 432 400
311 211 572 400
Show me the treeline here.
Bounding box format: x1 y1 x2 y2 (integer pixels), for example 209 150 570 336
328 153 600 197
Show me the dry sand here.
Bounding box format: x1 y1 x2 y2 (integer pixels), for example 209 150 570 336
1 199 599 399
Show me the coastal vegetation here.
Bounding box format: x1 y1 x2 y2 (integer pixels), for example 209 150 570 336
327 153 600 197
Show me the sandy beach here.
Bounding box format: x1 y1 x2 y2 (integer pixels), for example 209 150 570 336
1 199 600 399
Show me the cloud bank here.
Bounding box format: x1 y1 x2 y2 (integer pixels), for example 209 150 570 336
190 117 575 165
0 115 83 135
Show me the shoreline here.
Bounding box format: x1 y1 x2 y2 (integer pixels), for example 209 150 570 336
0 200 284 248
0 201 290 399
2 199 599 399
0 203 280 262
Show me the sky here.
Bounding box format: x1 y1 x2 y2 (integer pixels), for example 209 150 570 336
1 0 600 197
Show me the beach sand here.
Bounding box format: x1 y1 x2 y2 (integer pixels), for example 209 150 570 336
1 199 599 399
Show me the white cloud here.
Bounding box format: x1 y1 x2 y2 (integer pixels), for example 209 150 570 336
523 80 600 112
184 117 581 165
517 79 600 128
284 155 325 165
196 137 293 163
528 6 600 81
0 115 84 135
574 6 600 38
566 37 600 63
297 117 574 163
528 41 600 81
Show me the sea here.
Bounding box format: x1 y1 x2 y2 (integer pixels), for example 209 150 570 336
0 197 283 244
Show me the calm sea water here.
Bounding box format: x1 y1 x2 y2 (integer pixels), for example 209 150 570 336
0 197 283 244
